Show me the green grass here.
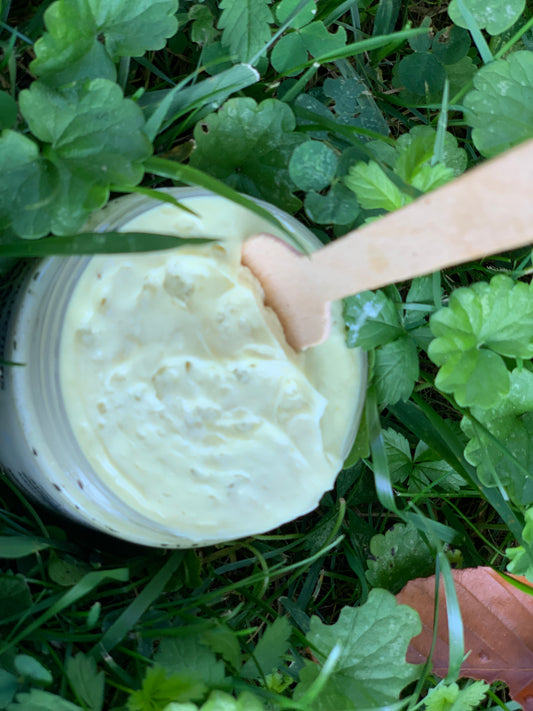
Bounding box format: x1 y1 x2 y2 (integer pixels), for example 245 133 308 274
1 0 533 709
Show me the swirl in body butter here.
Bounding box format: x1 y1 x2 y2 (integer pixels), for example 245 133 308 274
59 195 362 543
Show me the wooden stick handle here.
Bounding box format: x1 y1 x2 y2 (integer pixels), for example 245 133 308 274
310 139 533 301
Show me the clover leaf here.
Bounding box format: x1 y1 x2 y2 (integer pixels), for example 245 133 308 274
429 275 533 408
448 0 525 36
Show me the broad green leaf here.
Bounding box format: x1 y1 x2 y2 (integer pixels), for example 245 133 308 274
298 21 347 58
423 680 489 711
344 290 403 350
366 521 434 593
155 635 226 685
127 666 206 711
462 368 533 505
431 25 470 65
429 275 533 408
164 690 265 711
19 79 151 235
0 91 17 130
271 21 346 75
448 0 525 35
0 670 17 707
409 16 432 53
270 32 309 75
374 335 419 405
7 689 83 711
66 653 104 711
218 0 273 63
0 535 50 558
463 51 533 158
344 160 410 212
241 616 291 679
288 140 338 191
190 97 304 212
0 574 32 622
201 626 242 671
304 183 359 225
398 52 446 95
382 428 413 483
294 589 422 707
275 0 316 29
506 507 533 581
0 130 59 239
32 0 178 80
14 655 52 684
395 126 467 180
48 554 90 586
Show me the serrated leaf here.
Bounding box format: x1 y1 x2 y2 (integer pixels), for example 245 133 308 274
464 51 533 158
241 616 291 679
423 680 489 711
366 521 434 593
506 507 533 581
304 183 359 225
32 0 178 81
154 635 226 685
398 52 446 95
218 0 273 63
18 79 151 235
201 626 242 671
14 655 52 685
344 160 410 211
374 335 419 405
66 653 104 711
429 275 533 408
190 97 304 212
448 0 525 35
397 567 533 709
396 126 467 180
294 589 422 707
7 689 83 711
127 666 206 711
288 140 338 191
344 290 403 350
461 368 533 505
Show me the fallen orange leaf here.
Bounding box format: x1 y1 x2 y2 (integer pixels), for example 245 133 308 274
396 567 533 710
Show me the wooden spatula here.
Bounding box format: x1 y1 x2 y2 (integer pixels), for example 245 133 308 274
242 139 533 351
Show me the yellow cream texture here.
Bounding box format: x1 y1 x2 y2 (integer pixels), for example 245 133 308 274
60 196 362 542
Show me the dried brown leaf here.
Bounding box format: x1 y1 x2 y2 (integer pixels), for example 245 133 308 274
396 567 533 710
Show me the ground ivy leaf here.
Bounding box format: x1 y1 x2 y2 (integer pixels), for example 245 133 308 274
423 680 489 711
374 335 419 405
219 0 273 64
343 290 403 350
448 0 525 35
241 616 291 679
66 653 104 711
304 183 359 225
288 140 338 192
463 51 533 158
32 0 178 80
190 97 303 212
366 521 434 593
188 5 218 45
19 79 151 234
295 589 422 707
154 635 226 685
344 160 410 212
0 130 59 238
462 368 533 505
7 689 83 711
429 275 533 408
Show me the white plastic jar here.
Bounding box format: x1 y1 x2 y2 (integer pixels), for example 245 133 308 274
0 189 366 547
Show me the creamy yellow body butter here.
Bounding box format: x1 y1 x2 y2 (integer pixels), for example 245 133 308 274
0 190 366 547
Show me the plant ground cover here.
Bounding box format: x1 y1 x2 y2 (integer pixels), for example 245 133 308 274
1 0 533 709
